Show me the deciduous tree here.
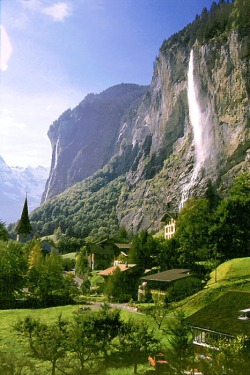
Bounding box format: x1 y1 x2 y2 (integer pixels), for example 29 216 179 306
0 241 27 306
118 318 160 374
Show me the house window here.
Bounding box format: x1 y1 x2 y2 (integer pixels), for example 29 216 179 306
164 218 176 240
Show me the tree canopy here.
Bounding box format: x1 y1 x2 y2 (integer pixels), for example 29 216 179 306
16 197 33 238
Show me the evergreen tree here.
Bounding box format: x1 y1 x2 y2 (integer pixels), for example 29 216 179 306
0 220 9 241
16 196 33 238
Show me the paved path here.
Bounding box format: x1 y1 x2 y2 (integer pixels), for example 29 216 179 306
78 302 143 314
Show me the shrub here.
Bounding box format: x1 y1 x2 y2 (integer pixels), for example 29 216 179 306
168 277 203 302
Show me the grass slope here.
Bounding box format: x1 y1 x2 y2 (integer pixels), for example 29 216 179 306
174 258 250 316
208 257 250 285
1 258 250 374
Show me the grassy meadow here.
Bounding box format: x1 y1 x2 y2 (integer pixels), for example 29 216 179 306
1 258 250 374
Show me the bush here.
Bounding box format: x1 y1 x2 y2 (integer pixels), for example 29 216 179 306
168 277 203 302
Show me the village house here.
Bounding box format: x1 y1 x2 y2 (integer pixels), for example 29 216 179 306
138 268 191 301
186 291 250 353
164 218 176 240
160 212 178 240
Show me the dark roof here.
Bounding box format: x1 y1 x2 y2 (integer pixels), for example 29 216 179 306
88 240 119 255
141 269 190 282
187 291 250 336
115 243 132 249
40 240 53 253
160 212 178 223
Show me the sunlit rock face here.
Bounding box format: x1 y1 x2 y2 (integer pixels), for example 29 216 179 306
41 84 148 202
39 30 249 234
117 32 250 232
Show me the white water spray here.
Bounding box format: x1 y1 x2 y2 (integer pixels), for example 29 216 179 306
179 50 211 210
44 138 59 202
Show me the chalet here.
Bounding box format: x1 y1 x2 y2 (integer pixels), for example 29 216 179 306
164 218 176 240
86 239 120 271
139 268 191 301
186 291 250 353
160 212 178 240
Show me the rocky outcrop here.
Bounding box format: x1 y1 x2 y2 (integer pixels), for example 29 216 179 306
36 11 250 236
42 84 148 202
116 31 250 232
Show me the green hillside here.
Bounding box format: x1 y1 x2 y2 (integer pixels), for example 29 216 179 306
174 257 250 316
1 257 250 374
208 257 250 285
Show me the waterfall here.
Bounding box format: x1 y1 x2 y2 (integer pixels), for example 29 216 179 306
44 139 59 202
179 49 211 210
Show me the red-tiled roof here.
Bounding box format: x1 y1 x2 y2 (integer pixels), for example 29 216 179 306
98 263 136 276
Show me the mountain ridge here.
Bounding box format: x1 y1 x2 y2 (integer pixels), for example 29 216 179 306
42 83 148 202
30 0 249 238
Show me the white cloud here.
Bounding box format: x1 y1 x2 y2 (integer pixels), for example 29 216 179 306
42 2 72 22
0 25 13 71
20 0 72 22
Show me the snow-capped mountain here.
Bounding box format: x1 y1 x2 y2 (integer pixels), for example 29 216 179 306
0 156 49 224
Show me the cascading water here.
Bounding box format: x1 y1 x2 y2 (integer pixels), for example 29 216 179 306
44 138 59 201
179 49 211 210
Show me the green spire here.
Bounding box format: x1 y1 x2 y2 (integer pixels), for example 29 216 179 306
16 195 32 238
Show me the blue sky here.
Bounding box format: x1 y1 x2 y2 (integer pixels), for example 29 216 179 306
0 0 214 168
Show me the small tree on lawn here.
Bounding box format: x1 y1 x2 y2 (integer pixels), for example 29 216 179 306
118 318 160 374
15 315 68 375
166 311 194 374
143 301 169 330
68 309 122 374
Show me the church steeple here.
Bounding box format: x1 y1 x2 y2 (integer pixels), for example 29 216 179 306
16 194 32 240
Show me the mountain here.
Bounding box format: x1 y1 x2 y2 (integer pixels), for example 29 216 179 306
42 83 148 202
0 156 49 224
31 0 250 238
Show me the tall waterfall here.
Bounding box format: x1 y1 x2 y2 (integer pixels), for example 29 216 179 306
44 139 59 202
179 49 211 210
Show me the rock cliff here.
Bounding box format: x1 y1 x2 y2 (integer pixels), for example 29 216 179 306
42 84 148 202
35 1 250 237
117 31 250 231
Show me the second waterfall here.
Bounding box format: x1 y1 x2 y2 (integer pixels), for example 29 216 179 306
179 49 212 210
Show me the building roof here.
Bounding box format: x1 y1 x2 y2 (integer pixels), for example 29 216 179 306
98 263 137 277
160 212 178 223
115 243 132 250
187 291 250 336
141 269 191 282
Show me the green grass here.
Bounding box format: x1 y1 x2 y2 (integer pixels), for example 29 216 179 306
172 258 250 317
61 252 76 260
1 257 250 374
0 305 79 353
208 257 250 285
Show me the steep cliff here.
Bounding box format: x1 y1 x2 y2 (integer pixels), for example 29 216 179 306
117 30 250 232
42 83 148 202
33 1 249 238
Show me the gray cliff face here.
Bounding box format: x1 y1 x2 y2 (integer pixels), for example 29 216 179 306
116 32 250 232
42 84 148 202
39 30 249 235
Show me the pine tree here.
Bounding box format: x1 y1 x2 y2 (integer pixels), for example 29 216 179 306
16 196 33 238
